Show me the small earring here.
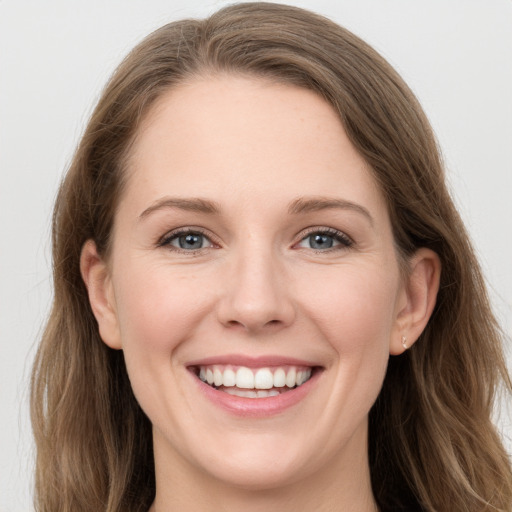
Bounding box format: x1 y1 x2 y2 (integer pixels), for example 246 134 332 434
401 336 408 350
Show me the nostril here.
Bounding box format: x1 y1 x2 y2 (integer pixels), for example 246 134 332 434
224 318 282 330
226 320 243 328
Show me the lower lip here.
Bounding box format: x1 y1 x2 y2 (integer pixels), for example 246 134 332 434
191 369 321 418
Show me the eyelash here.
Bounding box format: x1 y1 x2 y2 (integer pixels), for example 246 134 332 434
295 227 353 252
157 227 353 253
157 227 216 254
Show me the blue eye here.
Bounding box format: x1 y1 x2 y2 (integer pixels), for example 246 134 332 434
297 230 352 250
308 233 335 249
161 231 213 251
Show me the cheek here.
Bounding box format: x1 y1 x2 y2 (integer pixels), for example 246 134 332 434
317 268 399 424
113 261 212 357
299 263 399 358
110 261 218 423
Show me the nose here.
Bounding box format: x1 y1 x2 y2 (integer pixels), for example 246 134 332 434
216 244 296 334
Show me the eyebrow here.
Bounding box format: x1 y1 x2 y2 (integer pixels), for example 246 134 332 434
138 195 373 226
138 197 221 220
288 196 374 226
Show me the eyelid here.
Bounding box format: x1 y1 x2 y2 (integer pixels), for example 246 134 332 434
156 225 353 253
294 226 354 250
157 226 219 251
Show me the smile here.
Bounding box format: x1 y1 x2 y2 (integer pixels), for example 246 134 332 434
194 365 313 398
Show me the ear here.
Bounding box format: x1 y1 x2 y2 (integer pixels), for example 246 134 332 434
390 248 441 355
80 240 122 350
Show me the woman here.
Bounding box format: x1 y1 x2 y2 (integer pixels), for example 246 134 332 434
30 3 512 511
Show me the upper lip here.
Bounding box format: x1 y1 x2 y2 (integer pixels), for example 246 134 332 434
186 354 321 368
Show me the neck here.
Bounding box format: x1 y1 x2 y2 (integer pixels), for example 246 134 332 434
150 480 377 512
149 424 378 512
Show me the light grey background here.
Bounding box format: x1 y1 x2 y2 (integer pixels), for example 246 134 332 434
1 1 511 510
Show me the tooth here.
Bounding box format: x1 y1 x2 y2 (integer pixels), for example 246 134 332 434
224 387 255 398
200 364 313 389
254 368 273 389
223 387 281 398
285 368 296 388
297 369 312 385
273 368 286 387
298 368 312 385
223 368 236 387
236 367 255 389
213 367 223 387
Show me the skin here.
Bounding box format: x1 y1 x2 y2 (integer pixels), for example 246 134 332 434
81 76 440 512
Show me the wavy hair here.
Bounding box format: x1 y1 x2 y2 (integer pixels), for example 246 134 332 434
31 3 512 511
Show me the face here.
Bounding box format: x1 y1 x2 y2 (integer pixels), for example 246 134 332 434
89 76 414 491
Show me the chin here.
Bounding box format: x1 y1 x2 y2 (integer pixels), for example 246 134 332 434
199 448 315 491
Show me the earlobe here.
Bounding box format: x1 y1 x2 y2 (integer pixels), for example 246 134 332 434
390 248 441 355
80 240 122 350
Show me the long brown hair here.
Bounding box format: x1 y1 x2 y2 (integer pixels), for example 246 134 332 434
31 3 512 511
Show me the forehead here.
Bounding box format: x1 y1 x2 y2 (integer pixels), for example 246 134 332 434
122 75 385 218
